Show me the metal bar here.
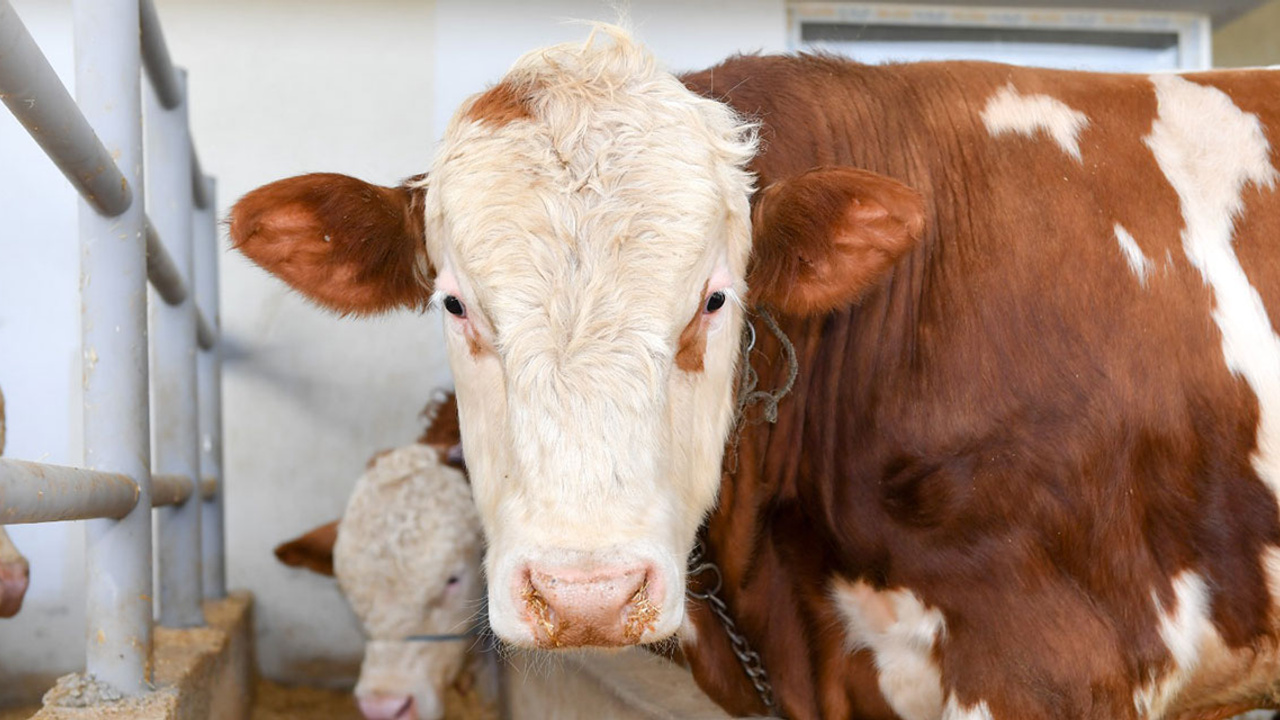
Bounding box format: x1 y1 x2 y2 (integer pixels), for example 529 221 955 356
74 0 153 694
137 0 208 209
138 0 179 110
196 308 216 350
146 68 204 628
0 0 132 217
151 474 193 508
0 459 138 524
190 140 209 209
195 177 226 598
146 215 187 306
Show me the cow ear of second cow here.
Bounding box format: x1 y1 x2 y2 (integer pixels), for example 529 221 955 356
274 520 339 577
229 173 434 315
748 166 925 316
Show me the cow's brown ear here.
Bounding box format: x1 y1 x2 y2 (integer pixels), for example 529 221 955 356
230 173 434 315
748 167 924 316
274 520 340 577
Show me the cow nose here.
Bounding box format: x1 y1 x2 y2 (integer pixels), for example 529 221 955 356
356 693 416 720
521 563 660 647
0 557 29 618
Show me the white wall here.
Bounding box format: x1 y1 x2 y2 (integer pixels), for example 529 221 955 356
0 2 86 702
0 0 787 697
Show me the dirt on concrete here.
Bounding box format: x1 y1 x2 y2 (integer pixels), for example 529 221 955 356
250 678 361 720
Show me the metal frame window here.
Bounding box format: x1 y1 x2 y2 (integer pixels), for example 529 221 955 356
788 2 1212 71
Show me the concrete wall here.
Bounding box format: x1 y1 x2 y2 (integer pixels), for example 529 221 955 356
0 0 786 697
1214 0 1280 67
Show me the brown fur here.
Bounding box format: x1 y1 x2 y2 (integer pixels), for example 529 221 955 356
679 56 1280 719
274 520 339 577
749 167 924 316
277 390 466 578
676 283 711 373
463 82 535 128
229 172 433 315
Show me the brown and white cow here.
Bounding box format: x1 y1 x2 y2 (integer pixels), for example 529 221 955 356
232 26 1280 720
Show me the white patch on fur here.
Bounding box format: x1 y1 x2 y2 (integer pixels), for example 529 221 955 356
943 695 994 720
335 445 485 718
1133 572 1213 718
1113 223 1153 285
1145 74 1280 497
981 83 1089 161
831 578 945 720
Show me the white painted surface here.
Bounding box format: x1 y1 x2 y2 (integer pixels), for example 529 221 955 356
0 0 87 702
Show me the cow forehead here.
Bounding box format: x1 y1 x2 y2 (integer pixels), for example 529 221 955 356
426 26 758 338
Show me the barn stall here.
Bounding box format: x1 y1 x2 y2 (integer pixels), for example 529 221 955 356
0 1 1276 718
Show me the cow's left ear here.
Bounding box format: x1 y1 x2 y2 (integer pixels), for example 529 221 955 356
747 167 924 316
274 520 339 577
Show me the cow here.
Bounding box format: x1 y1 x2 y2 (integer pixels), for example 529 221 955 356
275 393 742 720
231 24 1280 720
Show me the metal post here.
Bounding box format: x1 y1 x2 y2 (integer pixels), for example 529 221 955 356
195 177 226 599
73 0 152 695
146 69 204 628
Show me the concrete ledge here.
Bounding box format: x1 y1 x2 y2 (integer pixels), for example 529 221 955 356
31 592 254 720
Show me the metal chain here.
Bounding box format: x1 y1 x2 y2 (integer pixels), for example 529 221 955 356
687 541 782 717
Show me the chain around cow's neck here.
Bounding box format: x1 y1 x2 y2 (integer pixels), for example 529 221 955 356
690 306 796 718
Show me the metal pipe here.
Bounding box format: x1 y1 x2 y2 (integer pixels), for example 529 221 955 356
146 216 187 306
151 474 193 508
190 140 209 209
0 0 132 217
195 177 226 598
146 68 204 628
138 0 180 110
74 0 153 694
196 308 216 351
0 459 138 524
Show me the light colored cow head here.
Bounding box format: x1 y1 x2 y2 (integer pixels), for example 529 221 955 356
236 26 923 649
277 444 486 720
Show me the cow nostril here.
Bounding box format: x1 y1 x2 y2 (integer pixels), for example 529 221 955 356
522 581 562 646
622 576 660 643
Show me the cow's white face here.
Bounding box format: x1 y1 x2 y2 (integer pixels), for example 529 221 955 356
232 25 925 652
335 445 485 720
421 29 757 646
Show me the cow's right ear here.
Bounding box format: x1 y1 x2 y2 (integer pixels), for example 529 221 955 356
274 520 339 577
229 173 434 315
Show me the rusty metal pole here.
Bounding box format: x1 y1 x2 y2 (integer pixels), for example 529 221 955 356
74 0 153 694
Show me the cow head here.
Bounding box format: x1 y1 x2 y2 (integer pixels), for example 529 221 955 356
278 444 486 720
234 26 923 649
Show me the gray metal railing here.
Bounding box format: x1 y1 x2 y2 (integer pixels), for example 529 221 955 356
0 0 225 696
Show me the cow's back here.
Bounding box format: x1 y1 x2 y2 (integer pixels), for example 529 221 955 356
683 58 1280 719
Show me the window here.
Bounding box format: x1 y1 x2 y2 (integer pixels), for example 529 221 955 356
788 3 1211 72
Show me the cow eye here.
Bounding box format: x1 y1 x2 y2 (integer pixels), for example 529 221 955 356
704 291 726 314
443 295 466 318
